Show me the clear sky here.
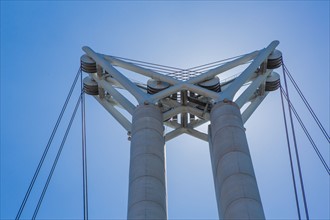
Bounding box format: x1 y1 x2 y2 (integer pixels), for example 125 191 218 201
1 1 329 220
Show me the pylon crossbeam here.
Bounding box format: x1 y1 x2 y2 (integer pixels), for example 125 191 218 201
185 128 208 142
189 118 209 129
164 120 181 130
82 40 280 142
162 105 206 122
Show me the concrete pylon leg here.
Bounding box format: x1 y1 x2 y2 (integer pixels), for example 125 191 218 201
127 104 167 220
209 101 265 220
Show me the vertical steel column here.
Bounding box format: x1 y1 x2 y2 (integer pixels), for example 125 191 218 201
181 91 188 127
209 101 265 219
127 104 167 219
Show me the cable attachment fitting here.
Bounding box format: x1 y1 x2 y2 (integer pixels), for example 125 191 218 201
198 77 221 92
267 49 282 69
81 54 97 73
147 79 170 94
83 77 99 95
265 72 280 91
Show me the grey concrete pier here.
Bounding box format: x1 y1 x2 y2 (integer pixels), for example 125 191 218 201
209 101 265 219
127 104 167 220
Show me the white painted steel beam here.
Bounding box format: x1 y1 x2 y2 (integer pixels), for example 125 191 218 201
235 69 272 108
103 95 124 109
162 105 206 122
165 127 185 142
83 46 148 104
89 73 136 115
221 40 279 101
147 84 183 104
165 127 208 142
164 120 181 130
242 93 269 124
185 83 220 100
186 106 208 120
147 82 220 104
184 128 208 142
189 118 209 129
209 101 265 219
94 96 131 132
162 106 185 122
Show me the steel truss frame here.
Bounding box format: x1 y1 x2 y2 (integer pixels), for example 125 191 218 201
81 41 279 142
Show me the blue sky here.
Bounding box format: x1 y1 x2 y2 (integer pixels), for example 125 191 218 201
1 1 329 220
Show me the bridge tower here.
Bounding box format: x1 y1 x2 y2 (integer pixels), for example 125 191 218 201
80 41 282 219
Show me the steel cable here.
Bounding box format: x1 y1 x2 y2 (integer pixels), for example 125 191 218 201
281 87 330 175
280 85 302 220
283 64 330 143
185 55 243 72
15 68 81 220
81 72 89 220
282 66 310 220
111 54 246 80
32 95 82 219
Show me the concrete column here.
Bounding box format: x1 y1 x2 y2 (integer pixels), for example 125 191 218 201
209 101 265 219
127 104 167 219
